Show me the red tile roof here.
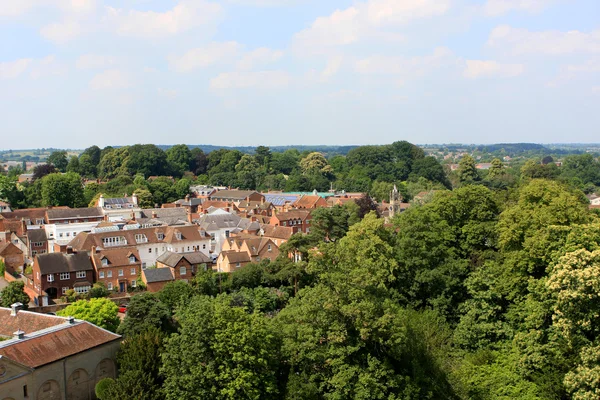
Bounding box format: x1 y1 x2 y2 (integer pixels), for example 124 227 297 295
0 309 65 337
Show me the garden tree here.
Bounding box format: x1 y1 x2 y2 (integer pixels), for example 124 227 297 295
47 150 68 172
270 149 300 175
279 233 314 263
173 178 192 199
228 261 267 291
66 155 80 174
40 172 85 208
235 155 261 189
0 281 30 309
57 298 119 332
166 144 192 177
278 214 456 399
78 154 96 178
157 281 195 313
32 163 57 180
148 177 177 205
299 152 332 175
520 159 560 180
133 188 153 208
411 156 451 188
457 155 479 183
561 153 600 188
161 295 282 400
98 328 166 400
98 147 130 179
0 174 17 201
88 282 110 298
190 147 208 175
229 286 288 313
564 344 600 400
309 206 349 242
126 144 168 177
117 293 173 336
269 258 309 296
191 270 220 296
255 146 272 168
487 158 504 179
354 194 380 219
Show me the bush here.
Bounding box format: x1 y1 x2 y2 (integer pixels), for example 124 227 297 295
95 378 116 400
88 282 110 299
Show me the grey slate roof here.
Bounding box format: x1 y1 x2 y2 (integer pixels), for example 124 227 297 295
209 190 258 201
27 229 47 242
36 252 93 274
46 207 103 221
157 251 211 267
142 268 174 283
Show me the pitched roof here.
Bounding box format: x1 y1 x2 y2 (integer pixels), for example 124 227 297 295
0 319 120 368
142 268 174 283
103 197 135 205
0 308 65 338
36 252 93 274
92 248 141 268
157 251 211 267
46 207 103 221
1 208 56 221
0 241 23 256
292 195 323 208
26 229 47 243
209 190 259 201
197 212 242 230
221 251 251 263
273 209 311 221
263 194 300 206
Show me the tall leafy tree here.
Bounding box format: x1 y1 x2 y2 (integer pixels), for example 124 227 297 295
166 144 192 177
57 298 119 332
40 172 85 207
47 150 68 172
0 281 30 309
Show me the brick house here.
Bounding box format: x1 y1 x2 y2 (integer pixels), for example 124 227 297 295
141 268 174 292
291 195 328 210
216 251 252 273
0 242 25 274
90 248 142 293
156 251 211 282
31 251 94 302
209 190 265 203
222 236 280 264
258 224 294 247
270 209 312 234
27 229 48 257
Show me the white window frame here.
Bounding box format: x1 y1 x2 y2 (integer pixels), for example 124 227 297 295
107 271 113 278
59 272 70 280
47 274 54 282
62 287 68 294
76 271 86 279
130 268 136 275
131 280 137 288
180 266 186 276
107 282 113 290
118 269 124 277
99 271 105 278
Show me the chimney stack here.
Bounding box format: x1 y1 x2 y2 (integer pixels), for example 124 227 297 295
13 329 25 340
152 211 158 219
67 316 75 324
10 302 23 316
66 246 73 254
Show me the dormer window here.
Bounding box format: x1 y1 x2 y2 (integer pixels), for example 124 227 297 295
129 256 136 264
176 232 182 240
102 258 108 266
157 233 165 240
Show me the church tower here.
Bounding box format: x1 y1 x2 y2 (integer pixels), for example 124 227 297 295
389 185 401 219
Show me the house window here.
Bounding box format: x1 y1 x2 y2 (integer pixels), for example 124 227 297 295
36 219 44 225
203 244 206 250
47 274 54 282
107 282 113 290
187 246 190 252
118 269 124 277
131 280 137 288
76 271 86 278
282 222 286 226
59 272 70 280
225 230 230 238
102 258 108 266
268 244 272 252
32 250 37 256
148 248 152 253
180 266 186 275
39 250 46 254
129 256 136 263
210 233 215 242
62 287 69 294
176 232 182 240
135 234 147 243
74 286 90 294
236 263 241 268
66 232 70 237
131 268 136 275
157 233 165 240
59 233 64 238
107 271 113 278
256 257 260 262
32 241 44 247
142 262 147 269
99 271 105 278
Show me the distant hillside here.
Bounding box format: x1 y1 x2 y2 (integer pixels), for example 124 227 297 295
155 145 360 156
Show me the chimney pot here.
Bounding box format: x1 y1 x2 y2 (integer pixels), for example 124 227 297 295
13 329 25 339
10 302 23 316
67 316 75 324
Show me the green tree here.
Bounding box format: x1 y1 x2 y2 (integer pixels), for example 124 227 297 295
166 144 192 177
117 293 173 336
57 298 119 332
40 172 85 207
133 188 153 208
0 281 30 309
255 146 272 168
66 155 80 174
457 155 479 183
126 144 168 177
47 150 68 172
487 158 504 179
157 281 194 313
309 205 349 242
162 295 282 400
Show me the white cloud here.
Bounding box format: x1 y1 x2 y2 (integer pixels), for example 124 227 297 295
293 0 449 53
0 1 37 17
89 69 130 90
488 25 600 55
547 59 600 87
0 0 95 17
0 59 32 80
40 20 82 44
30 55 68 79
210 71 290 89
463 60 524 78
106 0 222 39
355 47 456 75
158 88 179 99
321 55 344 79
76 54 117 70
483 0 554 16
237 48 284 71
365 0 450 26
168 42 240 72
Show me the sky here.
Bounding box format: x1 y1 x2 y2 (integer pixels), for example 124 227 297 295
0 0 599 149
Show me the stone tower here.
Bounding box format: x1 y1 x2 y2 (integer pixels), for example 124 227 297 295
389 185 401 219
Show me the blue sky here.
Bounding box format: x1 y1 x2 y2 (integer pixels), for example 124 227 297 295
0 0 598 149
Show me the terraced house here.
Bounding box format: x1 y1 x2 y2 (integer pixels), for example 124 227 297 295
67 225 211 268
90 248 142 292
